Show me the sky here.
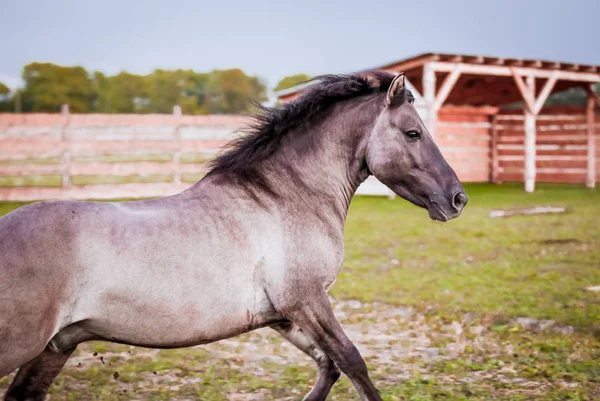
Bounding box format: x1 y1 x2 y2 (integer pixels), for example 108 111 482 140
1 0 599 93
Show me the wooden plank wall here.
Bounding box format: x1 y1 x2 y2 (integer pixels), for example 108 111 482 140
495 107 599 184
436 106 497 182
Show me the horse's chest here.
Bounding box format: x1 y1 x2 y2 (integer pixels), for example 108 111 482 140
283 233 344 291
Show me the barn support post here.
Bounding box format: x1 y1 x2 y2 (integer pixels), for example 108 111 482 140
523 106 536 193
423 62 462 139
587 91 596 188
511 71 557 192
60 107 72 189
423 62 437 138
490 115 499 184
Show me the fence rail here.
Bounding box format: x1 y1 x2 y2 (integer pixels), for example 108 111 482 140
0 113 250 201
492 113 598 184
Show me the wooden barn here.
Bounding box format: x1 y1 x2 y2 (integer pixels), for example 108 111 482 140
276 53 600 192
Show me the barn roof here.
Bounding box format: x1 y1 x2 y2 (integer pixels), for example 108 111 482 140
276 52 600 107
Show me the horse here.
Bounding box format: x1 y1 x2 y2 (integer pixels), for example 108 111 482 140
0 71 467 401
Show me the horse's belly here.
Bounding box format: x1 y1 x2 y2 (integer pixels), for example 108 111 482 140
84 289 278 347
77 264 280 348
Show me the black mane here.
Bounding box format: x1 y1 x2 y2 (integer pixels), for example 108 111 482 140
207 71 412 177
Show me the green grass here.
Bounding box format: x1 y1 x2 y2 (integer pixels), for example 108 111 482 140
0 175 62 187
71 174 173 185
0 183 599 400
336 183 600 334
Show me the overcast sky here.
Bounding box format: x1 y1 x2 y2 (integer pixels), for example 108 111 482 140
1 0 599 91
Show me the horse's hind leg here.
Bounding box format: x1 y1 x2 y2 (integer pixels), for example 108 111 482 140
4 347 75 401
272 322 340 401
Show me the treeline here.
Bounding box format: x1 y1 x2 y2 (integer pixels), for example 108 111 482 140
0 63 271 114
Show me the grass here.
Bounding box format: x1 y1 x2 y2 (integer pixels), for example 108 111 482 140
0 183 599 400
337 183 600 334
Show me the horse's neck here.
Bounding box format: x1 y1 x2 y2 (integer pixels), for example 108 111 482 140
265 97 380 221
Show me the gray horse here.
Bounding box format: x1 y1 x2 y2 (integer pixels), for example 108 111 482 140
0 72 467 401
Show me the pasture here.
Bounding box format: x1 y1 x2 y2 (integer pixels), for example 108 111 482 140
1 183 599 400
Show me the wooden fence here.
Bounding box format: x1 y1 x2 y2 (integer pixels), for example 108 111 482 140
0 113 250 201
493 112 600 184
1 107 598 201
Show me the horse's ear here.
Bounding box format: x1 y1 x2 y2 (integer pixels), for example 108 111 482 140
386 73 405 106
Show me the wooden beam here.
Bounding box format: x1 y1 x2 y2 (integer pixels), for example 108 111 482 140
525 60 543 68
445 55 463 62
533 72 558 114
587 93 596 188
507 59 524 66
511 70 535 112
404 76 423 99
466 56 484 64
524 110 536 192
487 57 505 65
564 64 580 71
379 54 437 73
585 83 600 109
542 62 561 69
429 61 600 82
524 75 537 193
423 62 437 138
433 66 462 110
491 115 499 184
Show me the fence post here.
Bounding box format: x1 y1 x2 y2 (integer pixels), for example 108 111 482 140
490 114 499 184
173 106 183 184
60 104 71 190
587 94 596 188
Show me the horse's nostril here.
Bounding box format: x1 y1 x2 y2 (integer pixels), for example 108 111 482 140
452 191 468 211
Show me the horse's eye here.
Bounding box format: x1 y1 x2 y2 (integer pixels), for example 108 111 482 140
404 130 421 141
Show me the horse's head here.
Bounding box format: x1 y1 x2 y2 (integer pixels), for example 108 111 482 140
366 74 468 222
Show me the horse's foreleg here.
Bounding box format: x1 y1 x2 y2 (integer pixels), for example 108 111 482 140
272 321 340 401
4 347 75 401
283 291 382 401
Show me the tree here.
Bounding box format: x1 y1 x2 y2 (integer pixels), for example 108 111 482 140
146 69 208 114
99 72 150 113
21 63 94 112
0 81 12 112
0 81 9 95
207 69 267 114
9 62 268 114
274 74 311 92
